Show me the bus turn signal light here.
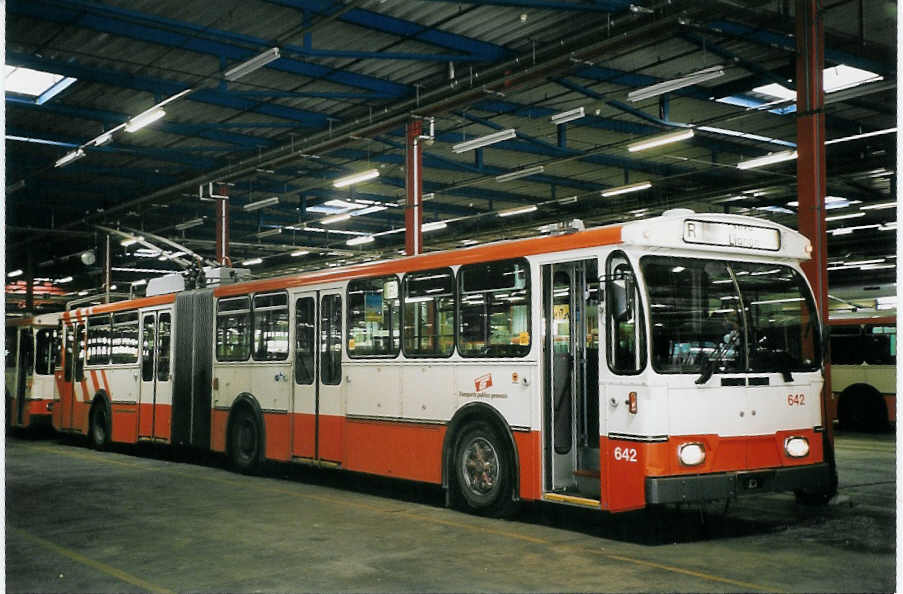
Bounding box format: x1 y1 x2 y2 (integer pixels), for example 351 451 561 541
627 392 637 414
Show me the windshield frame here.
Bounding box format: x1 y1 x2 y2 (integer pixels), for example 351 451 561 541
639 255 822 377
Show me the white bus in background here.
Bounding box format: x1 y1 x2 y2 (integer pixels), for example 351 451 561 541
5 313 61 430
829 310 896 431
52 210 833 515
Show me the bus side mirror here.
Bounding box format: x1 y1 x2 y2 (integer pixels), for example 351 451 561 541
611 277 633 323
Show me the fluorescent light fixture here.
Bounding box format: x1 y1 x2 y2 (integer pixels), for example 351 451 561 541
495 165 544 183
627 65 724 102
826 127 896 145
175 218 204 231
825 212 866 222
498 205 538 217
860 202 897 211
452 129 516 153
324 199 365 210
422 221 448 232
290 250 310 257
131 279 147 286
225 47 281 81
601 181 652 197
54 148 85 168
351 205 387 216
697 126 795 148
243 196 280 211
321 213 351 225
346 235 375 246
56 276 73 284
125 108 166 133
786 196 859 210
93 132 114 146
736 150 798 170
8 269 23 278
256 228 282 238
627 129 694 152
120 236 144 246
242 258 263 266
78 290 89 296
333 169 380 188
550 107 585 125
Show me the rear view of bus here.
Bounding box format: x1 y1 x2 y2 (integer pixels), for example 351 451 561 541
597 214 832 511
5 314 61 430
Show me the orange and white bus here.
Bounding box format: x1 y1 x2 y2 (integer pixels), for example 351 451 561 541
5 313 61 430
52 210 832 514
828 310 896 431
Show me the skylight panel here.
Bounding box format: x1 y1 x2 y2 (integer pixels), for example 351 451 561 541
752 83 797 101
4 66 77 103
824 65 883 93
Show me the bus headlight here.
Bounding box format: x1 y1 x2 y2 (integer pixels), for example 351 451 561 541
678 442 706 466
784 436 809 458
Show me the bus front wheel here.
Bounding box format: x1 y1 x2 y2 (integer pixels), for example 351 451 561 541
454 421 516 517
230 408 262 474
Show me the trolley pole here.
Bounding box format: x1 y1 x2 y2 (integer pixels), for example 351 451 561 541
405 119 424 257
795 0 838 499
216 185 230 266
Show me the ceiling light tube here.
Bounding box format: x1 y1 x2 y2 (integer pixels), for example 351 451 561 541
120 235 144 246
333 169 380 188
627 65 724 102
56 276 73 284
290 250 310 257
347 235 375 246
601 181 652 197
860 202 897 210
825 212 866 222
125 108 166 133
825 127 896 145
452 129 516 153
736 150 798 170
7 269 23 278
175 217 204 231
550 106 585 125
422 221 448 232
55 148 85 168
132 279 147 286
498 205 538 217
242 258 263 266
495 165 544 183
93 132 114 146
628 129 695 152
225 47 281 81
321 213 352 225
243 196 280 211
256 228 282 238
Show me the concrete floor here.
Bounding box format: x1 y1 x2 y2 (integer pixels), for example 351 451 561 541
5 429 896 593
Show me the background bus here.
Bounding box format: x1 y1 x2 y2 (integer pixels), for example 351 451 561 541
829 310 896 432
5 313 61 430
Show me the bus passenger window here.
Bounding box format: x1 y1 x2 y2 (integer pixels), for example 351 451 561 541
295 297 315 385
35 328 58 375
158 313 171 381
347 276 400 357
253 292 289 361
112 312 139 364
403 268 455 357
606 253 646 374
87 314 111 366
458 259 531 358
216 297 251 362
321 295 342 385
75 324 86 382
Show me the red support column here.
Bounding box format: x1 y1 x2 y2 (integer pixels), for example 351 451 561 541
215 186 230 266
405 120 423 256
795 0 837 497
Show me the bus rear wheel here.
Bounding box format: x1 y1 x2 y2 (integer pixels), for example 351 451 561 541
838 388 888 432
230 408 262 474
89 404 110 450
454 421 516 517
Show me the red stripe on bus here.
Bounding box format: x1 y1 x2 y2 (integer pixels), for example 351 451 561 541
100 370 111 397
89 370 100 394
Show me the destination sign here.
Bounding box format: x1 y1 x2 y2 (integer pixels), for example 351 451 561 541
683 220 781 251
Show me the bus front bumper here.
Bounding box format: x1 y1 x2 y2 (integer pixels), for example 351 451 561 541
645 463 832 505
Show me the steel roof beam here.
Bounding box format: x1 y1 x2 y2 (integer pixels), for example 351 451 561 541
11 0 409 97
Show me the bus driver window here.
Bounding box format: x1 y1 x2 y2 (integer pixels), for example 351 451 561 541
606 252 646 374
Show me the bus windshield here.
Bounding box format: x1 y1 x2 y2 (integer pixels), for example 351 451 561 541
641 256 820 376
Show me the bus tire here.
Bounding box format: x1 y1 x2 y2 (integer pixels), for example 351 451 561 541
89 403 110 450
453 421 516 517
229 407 262 474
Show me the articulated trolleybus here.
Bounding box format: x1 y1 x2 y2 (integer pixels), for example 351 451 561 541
53 210 831 514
